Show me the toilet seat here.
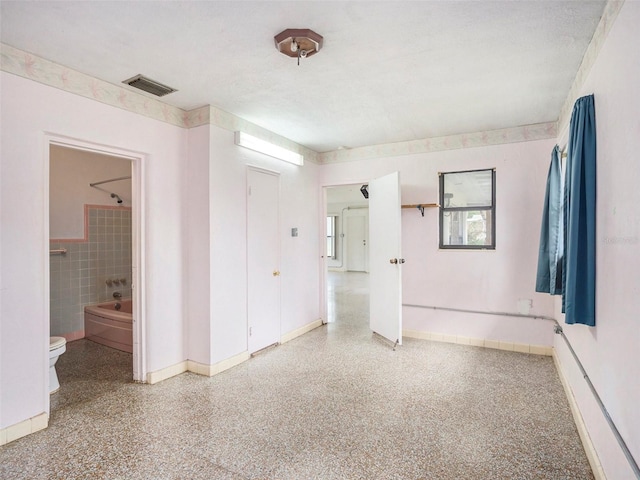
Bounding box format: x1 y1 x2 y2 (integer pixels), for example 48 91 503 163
50 336 66 351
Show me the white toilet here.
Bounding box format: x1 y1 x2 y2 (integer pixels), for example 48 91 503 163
49 336 67 394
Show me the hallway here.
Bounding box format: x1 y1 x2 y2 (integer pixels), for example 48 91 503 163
0 272 592 479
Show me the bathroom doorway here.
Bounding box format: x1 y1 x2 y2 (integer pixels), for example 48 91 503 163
46 136 145 395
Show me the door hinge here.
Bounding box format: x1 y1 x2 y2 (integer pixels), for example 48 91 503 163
249 326 252 336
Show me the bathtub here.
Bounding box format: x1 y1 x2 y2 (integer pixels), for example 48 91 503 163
84 299 133 353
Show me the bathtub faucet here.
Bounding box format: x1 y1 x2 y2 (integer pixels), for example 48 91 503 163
113 291 122 299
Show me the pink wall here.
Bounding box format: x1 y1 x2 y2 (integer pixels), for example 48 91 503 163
1 71 322 434
205 125 321 364
321 139 557 347
0 72 187 428
185 122 322 365
49 145 131 239
553 2 640 478
208 125 252 362
279 159 322 336
185 125 212 364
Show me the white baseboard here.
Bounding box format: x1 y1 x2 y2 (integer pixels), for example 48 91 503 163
187 351 251 377
552 350 606 480
186 320 322 376
281 319 323 344
146 319 323 384
0 412 48 446
402 329 553 356
146 361 188 384
144 352 252 383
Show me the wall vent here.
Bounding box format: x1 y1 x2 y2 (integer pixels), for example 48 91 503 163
122 74 177 97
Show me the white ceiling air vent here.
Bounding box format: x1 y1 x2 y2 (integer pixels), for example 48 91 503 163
122 74 177 97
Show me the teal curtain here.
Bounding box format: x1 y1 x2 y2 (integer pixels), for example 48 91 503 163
562 94 596 326
536 145 563 295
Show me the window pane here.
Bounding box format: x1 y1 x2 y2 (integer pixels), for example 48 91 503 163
326 216 334 236
326 216 336 258
443 170 493 208
442 210 493 246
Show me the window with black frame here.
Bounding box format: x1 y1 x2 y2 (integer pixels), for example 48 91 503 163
439 168 495 249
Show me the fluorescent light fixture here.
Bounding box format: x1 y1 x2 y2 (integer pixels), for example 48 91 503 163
234 132 304 166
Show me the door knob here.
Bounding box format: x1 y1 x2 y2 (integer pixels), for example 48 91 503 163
273 270 280 276
389 258 398 264
399 258 405 264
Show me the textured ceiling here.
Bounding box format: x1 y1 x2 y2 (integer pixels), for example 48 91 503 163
0 1 606 153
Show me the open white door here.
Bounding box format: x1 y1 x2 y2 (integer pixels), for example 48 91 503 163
369 171 403 345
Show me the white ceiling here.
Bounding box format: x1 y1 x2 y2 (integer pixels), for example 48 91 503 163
0 1 606 153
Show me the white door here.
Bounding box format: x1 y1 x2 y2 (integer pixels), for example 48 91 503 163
369 171 403 345
247 168 280 353
347 215 367 272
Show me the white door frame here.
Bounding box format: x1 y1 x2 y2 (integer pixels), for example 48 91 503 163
44 133 146 401
320 180 370 323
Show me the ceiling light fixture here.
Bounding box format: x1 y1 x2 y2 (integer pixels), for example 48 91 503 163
274 28 323 65
234 132 304 166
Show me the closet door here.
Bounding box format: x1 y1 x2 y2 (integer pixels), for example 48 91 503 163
247 168 281 353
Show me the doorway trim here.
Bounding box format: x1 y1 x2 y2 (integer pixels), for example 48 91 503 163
44 133 147 394
320 179 370 323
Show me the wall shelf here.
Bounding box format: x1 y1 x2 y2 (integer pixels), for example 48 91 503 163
401 203 439 216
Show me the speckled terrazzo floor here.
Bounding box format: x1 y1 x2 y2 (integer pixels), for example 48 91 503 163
1 272 593 479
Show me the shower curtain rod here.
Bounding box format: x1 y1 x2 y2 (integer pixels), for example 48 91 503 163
89 176 131 187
